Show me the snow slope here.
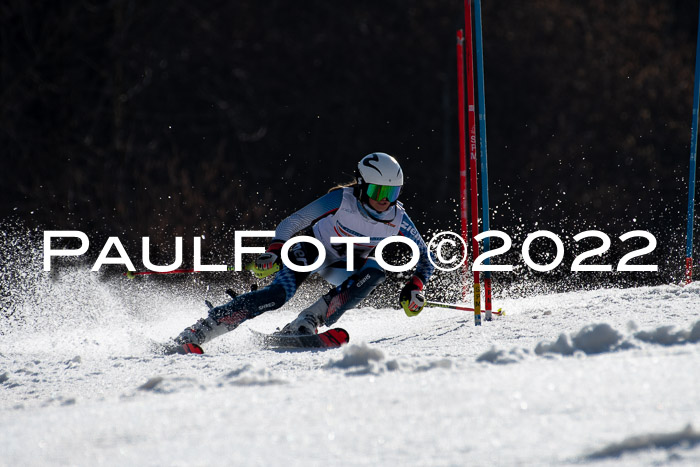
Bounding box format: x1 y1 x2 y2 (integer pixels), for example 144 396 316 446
2 262 700 466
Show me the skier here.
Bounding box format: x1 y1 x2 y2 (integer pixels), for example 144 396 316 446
167 152 434 354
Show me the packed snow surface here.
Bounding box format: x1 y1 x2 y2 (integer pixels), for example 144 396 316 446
1 265 700 466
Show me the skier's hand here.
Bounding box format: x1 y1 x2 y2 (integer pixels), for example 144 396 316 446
248 241 283 278
400 276 425 317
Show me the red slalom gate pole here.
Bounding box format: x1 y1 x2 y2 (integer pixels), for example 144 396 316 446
457 29 479 326
464 0 482 324
456 29 470 305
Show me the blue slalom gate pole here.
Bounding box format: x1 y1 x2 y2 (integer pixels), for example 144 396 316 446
473 0 492 318
686 4 700 284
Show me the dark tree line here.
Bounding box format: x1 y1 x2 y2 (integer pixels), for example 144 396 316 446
1 0 698 282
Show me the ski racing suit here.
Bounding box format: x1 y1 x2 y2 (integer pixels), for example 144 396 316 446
177 187 434 346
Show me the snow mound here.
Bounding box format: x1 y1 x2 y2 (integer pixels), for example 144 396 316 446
134 375 202 394
479 320 700 364
476 347 529 364
635 321 700 346
584 424 700 460
326 343 453 375
325 343 387 375
326 342 386 369
218 364 287 386
536 323 625 356
477 322 630 364
413 358 453 371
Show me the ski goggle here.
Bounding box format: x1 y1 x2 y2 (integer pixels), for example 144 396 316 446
365 183 402 203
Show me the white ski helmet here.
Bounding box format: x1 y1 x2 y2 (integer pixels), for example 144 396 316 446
356 152 403 204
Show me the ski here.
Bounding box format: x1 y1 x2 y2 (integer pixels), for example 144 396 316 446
159 328 349 355
251 328 349 349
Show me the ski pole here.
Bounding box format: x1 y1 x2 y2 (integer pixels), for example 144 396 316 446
124 266 236 279
426 300 504 316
